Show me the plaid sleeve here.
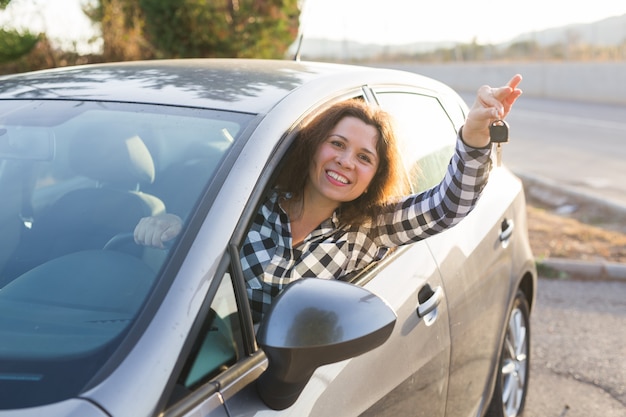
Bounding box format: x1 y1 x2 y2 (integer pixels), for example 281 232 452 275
373 136 492 247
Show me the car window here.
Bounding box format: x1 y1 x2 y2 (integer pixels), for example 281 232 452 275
375 92 457 192
177 271 243 389
0 99 253 409
164 268 249 413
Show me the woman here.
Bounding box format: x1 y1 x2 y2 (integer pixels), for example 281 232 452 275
135 74 523 321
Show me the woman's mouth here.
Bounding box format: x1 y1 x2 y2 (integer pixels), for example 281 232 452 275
326 170 349 185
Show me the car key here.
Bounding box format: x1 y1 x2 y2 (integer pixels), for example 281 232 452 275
489 119 509 167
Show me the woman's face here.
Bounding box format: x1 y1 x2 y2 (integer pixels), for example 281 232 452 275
307 116 379 208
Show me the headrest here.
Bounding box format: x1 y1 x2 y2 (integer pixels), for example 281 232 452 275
70 133 155 186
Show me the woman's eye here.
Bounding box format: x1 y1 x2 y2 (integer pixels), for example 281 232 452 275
330 140 344 148
358 154 372 164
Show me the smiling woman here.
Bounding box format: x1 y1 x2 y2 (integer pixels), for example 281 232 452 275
306 118 380 209
276 100 407 229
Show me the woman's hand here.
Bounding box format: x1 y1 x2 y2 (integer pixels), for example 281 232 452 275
134 213 183 248
461 74 523 148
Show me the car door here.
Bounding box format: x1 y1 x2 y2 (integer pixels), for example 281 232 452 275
375 87 520 416
163 251 449 417
426 166 519 417
349 244 451 417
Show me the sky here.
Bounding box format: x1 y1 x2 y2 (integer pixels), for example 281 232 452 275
1 0 625 53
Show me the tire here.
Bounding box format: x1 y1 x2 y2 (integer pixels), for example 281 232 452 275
486 290 531 417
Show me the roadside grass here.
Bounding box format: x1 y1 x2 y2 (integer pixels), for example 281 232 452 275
526 202 626 271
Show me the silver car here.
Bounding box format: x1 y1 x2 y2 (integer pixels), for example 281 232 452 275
0 59 536 417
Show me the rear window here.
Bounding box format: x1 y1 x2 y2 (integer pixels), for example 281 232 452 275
375 92 458 192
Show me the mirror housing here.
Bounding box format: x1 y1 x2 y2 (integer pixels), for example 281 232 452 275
256 278 396 410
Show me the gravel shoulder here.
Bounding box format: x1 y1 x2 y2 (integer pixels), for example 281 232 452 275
522 171 626 270
527 203 626 264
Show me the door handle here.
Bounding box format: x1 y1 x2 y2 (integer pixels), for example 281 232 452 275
499 218 514 245
417 285 443 318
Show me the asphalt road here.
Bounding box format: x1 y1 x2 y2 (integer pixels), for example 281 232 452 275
455 93 626 416
523 278 626 417
475 95 626 415
459 94 626 209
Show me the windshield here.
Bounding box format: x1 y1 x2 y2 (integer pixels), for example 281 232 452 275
0 100 253 409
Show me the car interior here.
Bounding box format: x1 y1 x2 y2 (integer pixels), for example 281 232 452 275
0 100 249 408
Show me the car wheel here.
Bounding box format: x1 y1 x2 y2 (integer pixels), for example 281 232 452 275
486 290 531 417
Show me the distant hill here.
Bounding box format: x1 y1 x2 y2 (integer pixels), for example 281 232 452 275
290 38 455 60
293 13 626 60
508 13 626 47
289 38 455 60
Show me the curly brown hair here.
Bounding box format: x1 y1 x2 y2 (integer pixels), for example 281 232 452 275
276 99 409 226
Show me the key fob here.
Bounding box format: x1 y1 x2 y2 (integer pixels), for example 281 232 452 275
489 120 509 143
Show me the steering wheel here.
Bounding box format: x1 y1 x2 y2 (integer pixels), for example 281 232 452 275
103 232 174 252
103 232 137 251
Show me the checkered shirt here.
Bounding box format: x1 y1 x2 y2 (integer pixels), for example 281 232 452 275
241 138 492 321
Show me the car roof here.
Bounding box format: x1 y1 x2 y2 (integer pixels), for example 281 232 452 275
0 59 453 114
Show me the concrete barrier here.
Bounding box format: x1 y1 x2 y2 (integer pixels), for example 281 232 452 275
378 61 626 106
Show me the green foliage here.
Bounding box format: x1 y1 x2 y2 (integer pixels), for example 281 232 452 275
139 0 300 59
81 0 103 23
0 0 43 65
83 0 151 62
0 29 40 63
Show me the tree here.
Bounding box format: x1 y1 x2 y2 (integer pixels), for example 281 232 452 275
83 0 153 61
140 0 300 59
0 28 39 62
84 0 300 61
0 0 41 63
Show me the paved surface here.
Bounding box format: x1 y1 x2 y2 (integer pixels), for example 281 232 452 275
524 278 626 417
457 94 626 209
511 170 626 417
504 97 626 209
453 93 626 415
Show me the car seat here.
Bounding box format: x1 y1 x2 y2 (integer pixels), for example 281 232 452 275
6 133 165 278
145 142 224 218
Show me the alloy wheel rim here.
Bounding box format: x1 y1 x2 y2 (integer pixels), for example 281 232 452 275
501 308 528 417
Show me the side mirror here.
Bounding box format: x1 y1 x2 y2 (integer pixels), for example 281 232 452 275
256 278 396 410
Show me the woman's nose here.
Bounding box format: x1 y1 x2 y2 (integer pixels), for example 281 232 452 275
337 152 355 169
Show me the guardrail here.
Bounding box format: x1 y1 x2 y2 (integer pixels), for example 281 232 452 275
379 62 626 106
